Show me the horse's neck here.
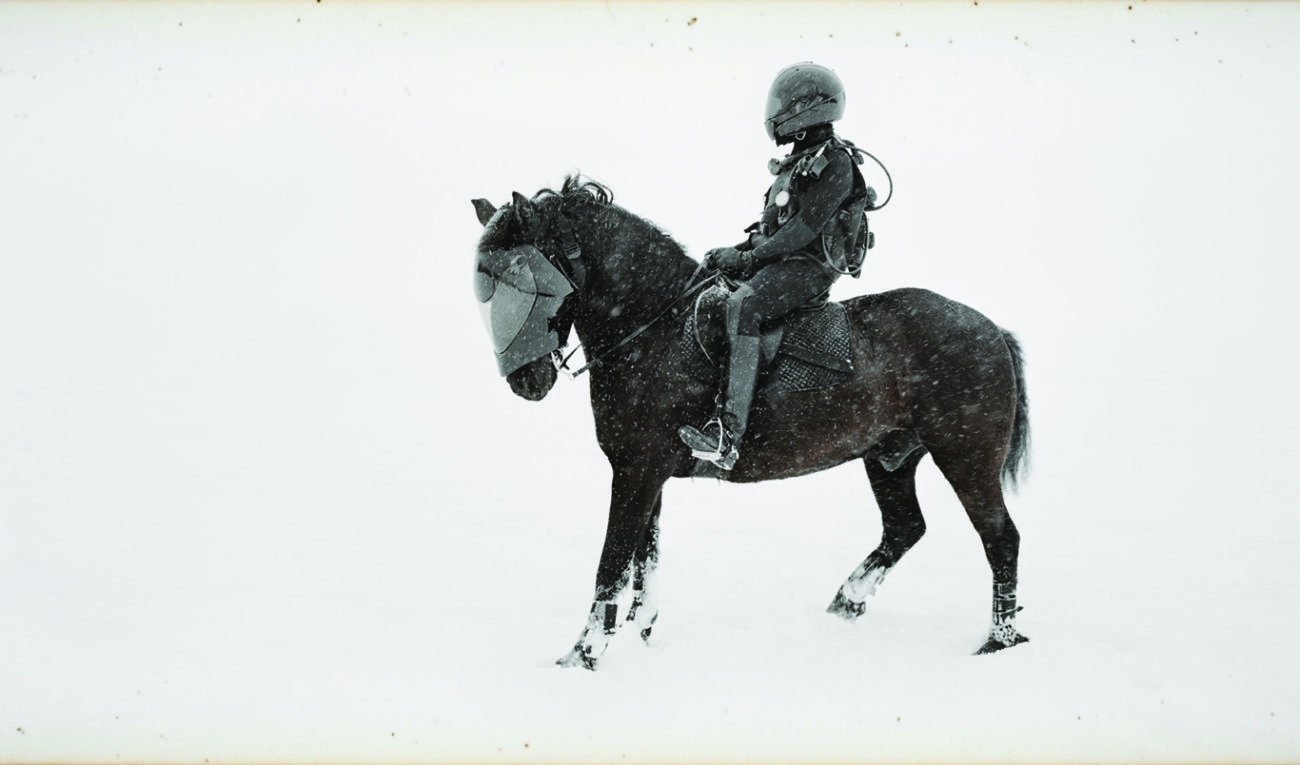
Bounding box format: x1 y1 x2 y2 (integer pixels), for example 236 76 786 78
570 205 698 355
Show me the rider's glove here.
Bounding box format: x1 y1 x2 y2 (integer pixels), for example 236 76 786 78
703 247 753 276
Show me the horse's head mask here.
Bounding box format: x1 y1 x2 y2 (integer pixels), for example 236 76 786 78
473 193 581 377
474 242 574 375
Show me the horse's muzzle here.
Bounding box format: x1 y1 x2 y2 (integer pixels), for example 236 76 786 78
506 357 557 401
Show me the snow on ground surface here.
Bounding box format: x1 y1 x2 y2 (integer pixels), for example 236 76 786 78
2 2 1299 762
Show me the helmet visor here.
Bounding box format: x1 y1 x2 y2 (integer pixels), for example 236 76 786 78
764 63 845 141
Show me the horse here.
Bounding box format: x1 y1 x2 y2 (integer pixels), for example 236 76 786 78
471 176 1031 669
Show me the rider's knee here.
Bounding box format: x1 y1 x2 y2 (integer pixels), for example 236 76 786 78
725 284 761 336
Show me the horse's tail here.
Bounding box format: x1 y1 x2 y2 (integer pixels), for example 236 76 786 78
1000 329 1031 492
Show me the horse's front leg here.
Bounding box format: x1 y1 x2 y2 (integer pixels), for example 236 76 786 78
626 491 662 642
557 466 666 670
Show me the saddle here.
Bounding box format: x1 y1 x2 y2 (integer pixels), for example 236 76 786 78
681 285 854 394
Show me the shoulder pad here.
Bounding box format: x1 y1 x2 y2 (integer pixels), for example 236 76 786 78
807 153 830 178
797 145 831 178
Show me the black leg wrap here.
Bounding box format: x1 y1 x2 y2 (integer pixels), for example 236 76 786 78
993 581 1019 620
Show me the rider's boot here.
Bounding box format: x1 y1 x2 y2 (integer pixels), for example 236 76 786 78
678 334 761 470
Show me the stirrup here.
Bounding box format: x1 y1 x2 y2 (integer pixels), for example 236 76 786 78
678 419 739 470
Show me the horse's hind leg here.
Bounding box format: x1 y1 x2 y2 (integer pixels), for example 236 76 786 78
827 445 928 620
929 448 1029 654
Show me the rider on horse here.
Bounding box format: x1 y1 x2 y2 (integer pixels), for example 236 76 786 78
679 62 878 471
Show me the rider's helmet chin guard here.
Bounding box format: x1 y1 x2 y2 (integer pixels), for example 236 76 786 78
474 244 574 376
765 62 846 144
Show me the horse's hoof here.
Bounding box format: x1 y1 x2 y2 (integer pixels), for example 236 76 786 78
974 633 1029 655
826 591 867 621
556 647 599 671
637 613 658 643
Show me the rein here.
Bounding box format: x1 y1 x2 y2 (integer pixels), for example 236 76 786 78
552 260 712 379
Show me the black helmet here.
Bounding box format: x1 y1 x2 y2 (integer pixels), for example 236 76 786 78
764 63 846 143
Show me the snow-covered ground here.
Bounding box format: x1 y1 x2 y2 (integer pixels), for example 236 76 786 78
3 2 1299 762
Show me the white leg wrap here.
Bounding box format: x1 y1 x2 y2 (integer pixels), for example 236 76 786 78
842 565 889 603
990 617 1020 647
631 591 658 632
630 560 659 618
567 600 618 665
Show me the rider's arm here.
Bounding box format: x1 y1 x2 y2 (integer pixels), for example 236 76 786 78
748 150 854 268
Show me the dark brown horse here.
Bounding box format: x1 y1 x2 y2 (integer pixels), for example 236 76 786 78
472 177 1030 669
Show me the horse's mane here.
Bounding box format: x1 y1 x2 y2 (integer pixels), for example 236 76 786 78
531 174 614 208
531 175 688 262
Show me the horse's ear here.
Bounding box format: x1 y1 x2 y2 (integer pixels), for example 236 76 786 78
511 191 539 233
472 198 497 227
